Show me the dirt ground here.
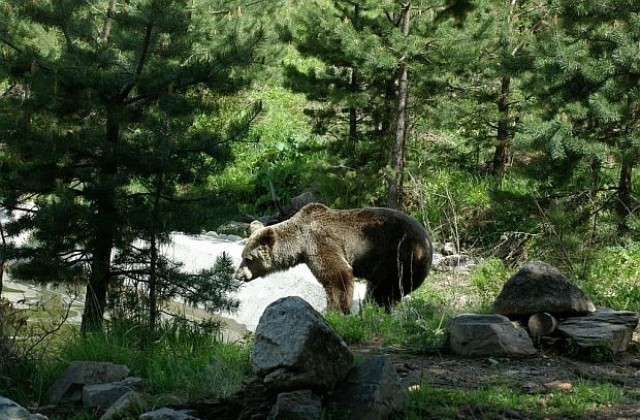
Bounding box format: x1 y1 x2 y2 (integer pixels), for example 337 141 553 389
174 342 640 420
352 341 640 420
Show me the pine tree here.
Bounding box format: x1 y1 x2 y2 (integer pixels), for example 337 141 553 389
0 0 264 333
523 0 640 232
282 1 452 208
427 0 545 174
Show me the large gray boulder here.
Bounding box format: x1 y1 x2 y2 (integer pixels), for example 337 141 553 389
448 314 537 357
492 261 596 318
48 361 130 403
251 296 354 391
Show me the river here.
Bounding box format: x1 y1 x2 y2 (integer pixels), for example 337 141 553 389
2 232 367 342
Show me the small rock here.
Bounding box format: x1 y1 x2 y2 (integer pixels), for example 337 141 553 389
99 390 147 420
543 381 573 392
326 355 405 420
441 242 457 256
521 382 543 394
138 407 199 420
528 312 558 337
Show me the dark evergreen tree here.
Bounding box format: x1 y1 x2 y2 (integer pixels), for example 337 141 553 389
0 0 264 333
427 0 545 174
281 1 447 208
522 0 640 232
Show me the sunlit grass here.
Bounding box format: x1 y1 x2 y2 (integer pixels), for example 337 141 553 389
405 380 629 419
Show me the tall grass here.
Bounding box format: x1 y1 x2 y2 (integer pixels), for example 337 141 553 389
326 297 451 352
2 319 251 410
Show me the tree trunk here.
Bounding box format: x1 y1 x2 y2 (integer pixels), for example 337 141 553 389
387 2 411 209
81 113 119 334
0 220 5 296
349 66 358 151
148 175 163 334
616 161 633 234
348 4 360 153
100 0 117 45
492 76 511 174
81 229 113 334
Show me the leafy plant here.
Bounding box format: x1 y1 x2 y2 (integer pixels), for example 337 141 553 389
470 257 512 310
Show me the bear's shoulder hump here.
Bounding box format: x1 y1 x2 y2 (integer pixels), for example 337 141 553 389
298 202 329 216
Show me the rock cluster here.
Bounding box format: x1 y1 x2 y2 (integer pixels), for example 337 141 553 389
250 296 405 419
1 296 405 420
447 260 640 359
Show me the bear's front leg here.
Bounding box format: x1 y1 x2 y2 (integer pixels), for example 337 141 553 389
321 269 354 314
307 257 354 315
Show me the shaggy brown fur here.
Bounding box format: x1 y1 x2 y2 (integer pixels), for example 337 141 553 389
234 203 433 314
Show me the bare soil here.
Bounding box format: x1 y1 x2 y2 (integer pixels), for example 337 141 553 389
352 341 640 420
171 341 640 420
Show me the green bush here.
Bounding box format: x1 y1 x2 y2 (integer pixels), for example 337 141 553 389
470 257 512 310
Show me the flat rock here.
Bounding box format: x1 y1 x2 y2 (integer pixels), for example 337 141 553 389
557 319 633 356
583 308 640 330
82 376 144 409
448 314 537 357
139 407 199 420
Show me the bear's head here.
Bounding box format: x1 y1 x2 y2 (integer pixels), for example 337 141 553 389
234 221 277 282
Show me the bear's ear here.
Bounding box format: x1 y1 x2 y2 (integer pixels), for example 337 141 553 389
258 227 276 247
249 221 264 234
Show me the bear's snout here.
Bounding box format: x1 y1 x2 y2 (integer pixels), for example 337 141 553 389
234 265 254 282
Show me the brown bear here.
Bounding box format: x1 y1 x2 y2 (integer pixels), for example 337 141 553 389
234 203 433 314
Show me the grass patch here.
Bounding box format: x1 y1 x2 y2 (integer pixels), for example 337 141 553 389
326 298 450 351
1 319 251 411
405 380 629 419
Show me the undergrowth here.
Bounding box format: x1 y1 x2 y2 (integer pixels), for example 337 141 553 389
405 380 629 420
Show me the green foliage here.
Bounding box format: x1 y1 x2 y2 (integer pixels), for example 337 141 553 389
31 319 251 406
409 168 492 244
470 257 511 310
109 252 241 329
580 242 640 312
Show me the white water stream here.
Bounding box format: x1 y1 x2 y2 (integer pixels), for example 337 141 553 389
2 232 367 342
